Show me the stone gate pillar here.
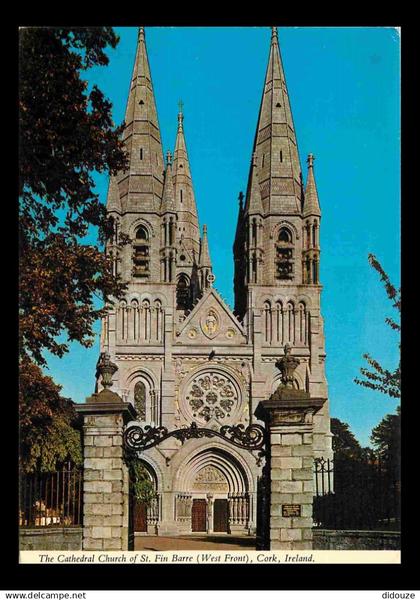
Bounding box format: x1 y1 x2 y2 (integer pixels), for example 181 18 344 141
255 345 326 550
76 353 136 551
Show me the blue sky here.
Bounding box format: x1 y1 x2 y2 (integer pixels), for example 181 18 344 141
44 27 400 447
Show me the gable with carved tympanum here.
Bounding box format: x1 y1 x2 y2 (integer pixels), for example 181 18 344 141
175 288 247 345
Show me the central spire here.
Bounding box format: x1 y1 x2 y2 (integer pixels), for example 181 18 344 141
172 104 200 260
245 26 303 216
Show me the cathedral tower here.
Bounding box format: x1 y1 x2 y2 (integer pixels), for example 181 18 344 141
100 27 332 537
233 26 332 456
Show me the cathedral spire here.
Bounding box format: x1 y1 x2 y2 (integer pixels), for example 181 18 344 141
121 25 164 211
161 151 176 212
245 152 264 216
106 176 122 214
248 26 303 215
303 154 321 217
199 224 212 268
172 103 200 259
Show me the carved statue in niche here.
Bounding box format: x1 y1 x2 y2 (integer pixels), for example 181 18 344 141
201 309 219 339
134 381 146 421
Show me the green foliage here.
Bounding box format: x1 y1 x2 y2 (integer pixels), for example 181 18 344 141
19 27 128 367
129 460 157 507
354 253 401 398
371 406 401 479
19 358 83 473
18 27 128 471
330 417 363 460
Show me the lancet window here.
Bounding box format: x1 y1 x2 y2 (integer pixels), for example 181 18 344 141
275 227 294 280
133 225 150 278
176 273 191 311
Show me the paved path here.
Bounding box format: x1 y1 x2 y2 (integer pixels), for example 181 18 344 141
135 535 256 551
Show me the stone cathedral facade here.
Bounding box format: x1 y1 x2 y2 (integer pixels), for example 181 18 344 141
99 27 333 536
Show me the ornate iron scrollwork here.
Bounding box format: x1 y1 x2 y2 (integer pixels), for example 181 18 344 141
123 421 267 460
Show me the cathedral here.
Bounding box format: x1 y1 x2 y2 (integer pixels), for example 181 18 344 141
100 26 333 536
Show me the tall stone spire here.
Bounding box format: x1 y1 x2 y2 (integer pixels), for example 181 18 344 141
248 26 303 215
161 151 176 212
245 152 264 215
303 154 321 217
172 102 200 260
120 26 164 212
199 224 212 268
106 176 122 214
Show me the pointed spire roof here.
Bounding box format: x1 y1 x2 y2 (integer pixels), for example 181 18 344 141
245 152 264 215
303 154 321 217
161 151 176 212
106 176 122 213
247 26 302 215
172 102 200 258
199 224 212 268
119 26 164 211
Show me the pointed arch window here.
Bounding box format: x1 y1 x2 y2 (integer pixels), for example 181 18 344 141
134 381 146 421
275 227 294 280
133 225 150 278
176 273 191 311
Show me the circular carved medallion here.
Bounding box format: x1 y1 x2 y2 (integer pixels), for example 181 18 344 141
185 371 240 423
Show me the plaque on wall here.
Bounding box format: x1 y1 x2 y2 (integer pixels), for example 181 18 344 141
282 504 301 517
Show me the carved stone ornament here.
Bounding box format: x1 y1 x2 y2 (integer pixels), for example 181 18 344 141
201 308 220 339
185 371 238 423
270 407 315 427
275 343 300 388
96 351 118 388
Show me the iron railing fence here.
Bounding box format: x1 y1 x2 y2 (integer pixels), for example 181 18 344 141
313 457 400 531
19 462 83 527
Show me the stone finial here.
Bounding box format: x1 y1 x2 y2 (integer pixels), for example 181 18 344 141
275 344 300 388
238 191 244 210
271 26 278 41
166 150 172 165
138 26 145 39
96 351 118 389
178 99 184 129
307 153 315 168
207 272 216 287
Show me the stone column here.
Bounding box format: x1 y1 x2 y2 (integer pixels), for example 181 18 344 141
76 386 136 551
256 390 325 550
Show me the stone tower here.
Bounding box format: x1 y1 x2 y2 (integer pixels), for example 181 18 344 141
233 26 332 458
100 26 332 537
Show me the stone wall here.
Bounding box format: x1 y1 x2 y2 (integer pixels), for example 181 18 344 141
20 528 82 551
313 529 400 550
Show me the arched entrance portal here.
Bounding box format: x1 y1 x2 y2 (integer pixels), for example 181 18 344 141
175 448 251 534
132 460 160 534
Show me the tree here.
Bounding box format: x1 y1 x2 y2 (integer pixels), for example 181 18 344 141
19 27 128 471
330 417 363 460
19 357 83 474
371 406 401 478
129 460 157 507
19 27 128 367
354 254 400 398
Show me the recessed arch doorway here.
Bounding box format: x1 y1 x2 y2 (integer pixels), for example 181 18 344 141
175 447 252 534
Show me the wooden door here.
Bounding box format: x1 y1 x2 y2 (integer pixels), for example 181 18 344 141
191 499 207 532
133 500 147 532
213 499 229 532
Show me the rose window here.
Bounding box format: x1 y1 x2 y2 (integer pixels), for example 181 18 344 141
185 372 239 423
